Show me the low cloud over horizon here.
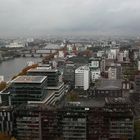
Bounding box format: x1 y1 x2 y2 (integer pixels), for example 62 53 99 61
0 0 140 37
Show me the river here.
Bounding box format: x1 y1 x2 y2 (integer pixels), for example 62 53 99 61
0 57 42 81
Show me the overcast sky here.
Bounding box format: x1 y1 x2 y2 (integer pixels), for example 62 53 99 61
0 0 140 37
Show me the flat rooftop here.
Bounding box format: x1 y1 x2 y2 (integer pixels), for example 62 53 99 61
28 68 58 73
11 76 47 83
65 97 105 108
105 97 131 105
96 79 122 90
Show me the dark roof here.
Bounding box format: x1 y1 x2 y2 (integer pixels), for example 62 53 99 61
105 97 131 104
66 97 105 108
96 79 122 90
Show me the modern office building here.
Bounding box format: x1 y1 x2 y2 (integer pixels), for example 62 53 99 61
47 82 65 103
10 76 47 106
27 67 66 104
27 68 59 87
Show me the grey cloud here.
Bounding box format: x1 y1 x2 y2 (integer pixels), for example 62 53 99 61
0 0 140 37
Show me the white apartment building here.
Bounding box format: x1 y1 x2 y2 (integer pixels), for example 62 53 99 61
75 66 90 90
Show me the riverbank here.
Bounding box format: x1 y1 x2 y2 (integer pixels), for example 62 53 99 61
0 57 42 81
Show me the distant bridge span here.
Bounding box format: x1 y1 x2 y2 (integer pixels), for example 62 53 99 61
20 48 58 57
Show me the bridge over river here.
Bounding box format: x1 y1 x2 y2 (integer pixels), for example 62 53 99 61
20 48 58 57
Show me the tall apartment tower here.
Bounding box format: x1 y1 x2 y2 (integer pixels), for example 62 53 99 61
75 65 90 90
